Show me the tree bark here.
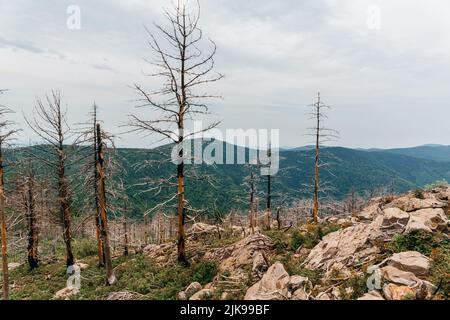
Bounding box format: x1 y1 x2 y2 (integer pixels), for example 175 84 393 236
96 124 116 285
177 16 187 265
93 112 104 267
249 169 255 234
313 93 320 223
0 147 9 300
26 167 39 270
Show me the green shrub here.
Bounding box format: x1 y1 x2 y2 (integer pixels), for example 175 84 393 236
191 261 218 285
74 239 98 259
412 189 425 199
429 247 450 300
388 230 448 255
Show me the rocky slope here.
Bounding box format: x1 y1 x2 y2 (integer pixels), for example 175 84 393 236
171 187 449 301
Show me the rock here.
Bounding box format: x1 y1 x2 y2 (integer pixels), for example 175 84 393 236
8 262 22 271
221 292 231 300
357 290 384 300
386 196 446 212
288 275 312 292
383 284 417 300
380 266 422 287
106 291 137 300
252 252 268 280
373 207 409 231
305 223 379 271
405 208 448 233
244 262 290 300
315 292 333 300
291 289 309 300
355 204 382 222
77 263 89 270
205 233 274 279
190 289 214 300
178 291 187 300
296 246 311 257
388 251 430 276
184 282 202 298
143 242 177 264
54 287 79 300
189 223 224 238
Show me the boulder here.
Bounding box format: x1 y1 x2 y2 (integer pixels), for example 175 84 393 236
386 196 446 212
54 287 79 300
288 275 312 292
184 282 202 298
190 289 214 300
291 289 309 300
205 233 274 278
244 262 290 300
388 251 430 276
380 266 422 287
357 290 384 300
355 204 382 222
106 291 137 300
143 242 177 264
405 208 448 233
189 223 224 238
383 284 416 300
305 223 378 271
252 252 268 280
77 262 89 270
178 291 187 300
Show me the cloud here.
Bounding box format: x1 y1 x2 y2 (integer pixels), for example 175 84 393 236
2 0 450 149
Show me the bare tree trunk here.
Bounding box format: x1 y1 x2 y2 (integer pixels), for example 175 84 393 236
266 172 272 230
59 149 75 267
276 207 282 230
0 148 8 300
93 109 104 267
313 93 321 224
96 124 116 285
123 203 129 256
249 169 255 234
26 165 39 270
177 20 187 264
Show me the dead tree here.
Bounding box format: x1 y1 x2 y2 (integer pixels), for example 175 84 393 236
128 1 222 265
96 124 116 285
306 93 338 223
25 91 75 267
264 144 272 230
249 168 256 233
0 94 20 300
123 199 129 256
23 159 39 269
75 104 104 266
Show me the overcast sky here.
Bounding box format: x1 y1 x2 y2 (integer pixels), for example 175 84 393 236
1 0 450 149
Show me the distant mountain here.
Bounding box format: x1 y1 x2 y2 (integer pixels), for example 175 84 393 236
7 142 450 218
375 145 450 162
115 142 450 216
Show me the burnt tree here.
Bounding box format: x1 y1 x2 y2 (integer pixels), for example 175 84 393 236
25 91 75 266
96 124 116 285
0 94 20 300
306 93 338 223
128 1 222 264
